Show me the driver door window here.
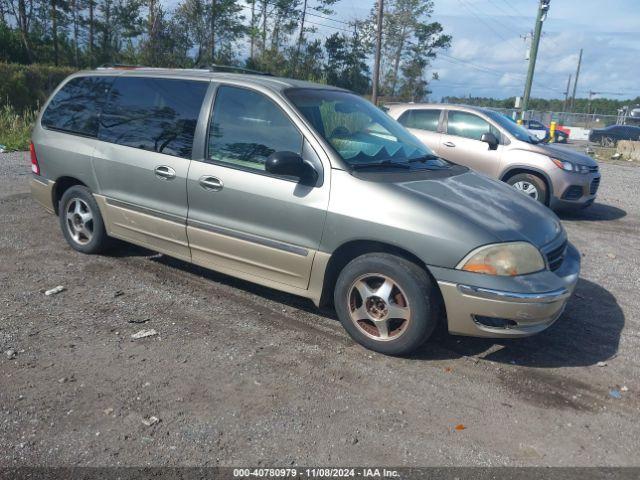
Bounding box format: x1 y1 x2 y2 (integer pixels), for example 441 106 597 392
440 110 503 176
208 86 303 172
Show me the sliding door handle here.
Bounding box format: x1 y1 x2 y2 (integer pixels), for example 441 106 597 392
443 141 456 148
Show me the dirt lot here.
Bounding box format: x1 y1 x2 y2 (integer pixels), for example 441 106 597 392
1 151 639 467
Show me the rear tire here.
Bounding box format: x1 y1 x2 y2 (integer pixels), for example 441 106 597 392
333 253 440 356
506 172 548 205
59 185 111 254
601 136 615 148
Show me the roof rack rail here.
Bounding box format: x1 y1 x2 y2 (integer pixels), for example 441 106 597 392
202 64 273 76
96 63 149 70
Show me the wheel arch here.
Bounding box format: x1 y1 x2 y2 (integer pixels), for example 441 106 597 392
52 176 89 215
317 239 440 309
500 165 554 204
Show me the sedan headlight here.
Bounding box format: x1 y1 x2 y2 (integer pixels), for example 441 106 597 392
551 157 590 173
457 242 545 276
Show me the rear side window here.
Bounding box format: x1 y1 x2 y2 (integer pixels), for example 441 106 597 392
397 109 441 132
447 111 500 141
41 76 113 137
99 77 208 159
207 85 303 172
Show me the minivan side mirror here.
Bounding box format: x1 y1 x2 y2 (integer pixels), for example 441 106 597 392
265 151 318 184
481 132 499 150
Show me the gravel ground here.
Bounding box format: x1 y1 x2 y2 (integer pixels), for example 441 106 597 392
1 150 639 467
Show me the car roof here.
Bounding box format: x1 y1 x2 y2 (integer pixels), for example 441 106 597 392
72 67 347 93
385 102 500 116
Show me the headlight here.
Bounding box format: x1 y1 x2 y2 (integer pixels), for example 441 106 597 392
551 157 590 173
457 242 545 276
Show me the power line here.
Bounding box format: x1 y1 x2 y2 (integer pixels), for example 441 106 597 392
439 52 524 79
306 9 352 26
434 53 565 95
457 0 510 42
304 19 351 33
259 0 353 28
428 81 567 96
485 0 527 36
498 0 526 18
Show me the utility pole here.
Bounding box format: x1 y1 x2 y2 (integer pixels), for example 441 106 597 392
569 48 582 112
562 73 572 119
587 90 598 115
521 0 550 119
371 0 384 106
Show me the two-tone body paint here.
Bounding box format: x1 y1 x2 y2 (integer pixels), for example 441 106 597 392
31 69 580 339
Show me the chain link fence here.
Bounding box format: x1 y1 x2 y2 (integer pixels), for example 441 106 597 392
492 108 639 129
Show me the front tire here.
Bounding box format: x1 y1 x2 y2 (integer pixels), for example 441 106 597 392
59 185 110 254
334 253 440 356
506 172 548 205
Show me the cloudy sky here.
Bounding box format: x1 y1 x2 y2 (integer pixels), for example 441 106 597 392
328 0 640 101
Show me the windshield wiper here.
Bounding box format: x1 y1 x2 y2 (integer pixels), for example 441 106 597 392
408 154 439 163
350 160 411 170
408 154 451 170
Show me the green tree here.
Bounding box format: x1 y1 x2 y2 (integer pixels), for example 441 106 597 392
324 28 370 94
398 21 450 101
364 0 450 101
173 0 244 66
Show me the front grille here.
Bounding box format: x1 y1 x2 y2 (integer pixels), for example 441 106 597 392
546 240 567 271
590 176 601 195
562 185 583 200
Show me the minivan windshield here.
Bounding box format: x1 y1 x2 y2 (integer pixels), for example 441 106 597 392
286 89 449 170
483 110 541 144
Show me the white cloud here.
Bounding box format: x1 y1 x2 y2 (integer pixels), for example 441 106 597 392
450 38 482 60
423 1 640 100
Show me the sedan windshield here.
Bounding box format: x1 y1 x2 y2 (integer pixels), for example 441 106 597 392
286 89 449 170
484 110 541 144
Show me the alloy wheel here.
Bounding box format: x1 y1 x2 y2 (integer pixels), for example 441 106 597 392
347 274 411 341
65 198 94 245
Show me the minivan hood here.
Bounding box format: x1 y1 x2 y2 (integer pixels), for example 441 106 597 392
399 170 563 248
523 142 598 167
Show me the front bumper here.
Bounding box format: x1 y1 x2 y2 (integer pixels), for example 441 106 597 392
434 242 580 338
549 172 601 210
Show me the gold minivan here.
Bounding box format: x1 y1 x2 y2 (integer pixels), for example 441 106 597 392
31 68 580 355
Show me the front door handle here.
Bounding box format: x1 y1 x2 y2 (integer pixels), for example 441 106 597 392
443 141 456 148
154 165 176 180
199 176 223 191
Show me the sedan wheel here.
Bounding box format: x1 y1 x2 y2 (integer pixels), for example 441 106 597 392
601 136 615 148
506 173 548 205
512 180 539 200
